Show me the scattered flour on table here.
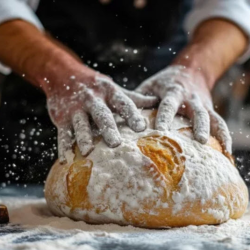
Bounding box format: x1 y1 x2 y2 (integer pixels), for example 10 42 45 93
0 197 250 250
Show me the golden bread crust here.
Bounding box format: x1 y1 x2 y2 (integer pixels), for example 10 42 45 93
45 111 249 228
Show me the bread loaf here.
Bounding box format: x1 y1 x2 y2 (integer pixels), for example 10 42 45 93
45 110 248 228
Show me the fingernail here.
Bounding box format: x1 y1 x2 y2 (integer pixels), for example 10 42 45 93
135 119 147 132
80 143 94 156
129 116 146 132
131 117 147 132
59 155 66 164
103 128 121 147
195 132 208 144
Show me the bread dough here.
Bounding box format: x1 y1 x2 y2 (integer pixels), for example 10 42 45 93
45 110 249 228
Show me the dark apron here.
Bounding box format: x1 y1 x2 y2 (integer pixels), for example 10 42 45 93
0 0 192 183
36 0 191 88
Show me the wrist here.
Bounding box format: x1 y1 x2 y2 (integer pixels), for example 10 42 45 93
19 39 95 96
39 56 99 98
172 19 248 90
39 59 96 97
171 43 216 90
32 48 82 94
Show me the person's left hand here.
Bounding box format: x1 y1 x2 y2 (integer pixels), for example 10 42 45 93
136 65 232 154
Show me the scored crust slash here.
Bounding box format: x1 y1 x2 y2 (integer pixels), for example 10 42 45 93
0 204 9 224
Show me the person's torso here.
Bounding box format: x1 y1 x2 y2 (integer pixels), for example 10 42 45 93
36 0 191 87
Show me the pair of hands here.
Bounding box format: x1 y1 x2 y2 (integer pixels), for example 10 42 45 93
47 65 231 163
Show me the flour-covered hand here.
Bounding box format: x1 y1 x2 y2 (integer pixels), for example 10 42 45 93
136 65 232 154
47 67 158 163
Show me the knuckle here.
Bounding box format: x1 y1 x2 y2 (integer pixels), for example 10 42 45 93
195 109 208 118
161 96 179 111
72 111 82 122
78 138 91 146
161 100 172 108
98 78 115 91
83 89 94 100
166 82 184 91
113 89 124 99
189 94 202 106
113 91 134 106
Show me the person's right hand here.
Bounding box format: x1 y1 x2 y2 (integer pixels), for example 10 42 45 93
47 65 158 163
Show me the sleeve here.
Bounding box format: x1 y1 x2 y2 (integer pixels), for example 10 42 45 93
0 0 42 30
185 0 250 62
0 0 43 75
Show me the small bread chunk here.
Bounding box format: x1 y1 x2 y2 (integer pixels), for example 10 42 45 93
0 205 9 224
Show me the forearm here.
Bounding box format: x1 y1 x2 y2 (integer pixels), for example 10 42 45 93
0 20 90 95
172 19 248 89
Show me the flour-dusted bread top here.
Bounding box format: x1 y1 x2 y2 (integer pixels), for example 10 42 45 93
45 110 249 228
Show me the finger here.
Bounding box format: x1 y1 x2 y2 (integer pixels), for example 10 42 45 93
208 109 232 154
135 68 178 95
96 77 148 132
57 125 73 164
187 94 210 144
135 77 155 95
109 90 147 132
88 98 121 147
122 89 159 108
155 85 184 131
96 76 158 108
72 110 94 156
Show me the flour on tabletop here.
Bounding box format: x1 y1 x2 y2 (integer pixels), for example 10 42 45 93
0 197 250 250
